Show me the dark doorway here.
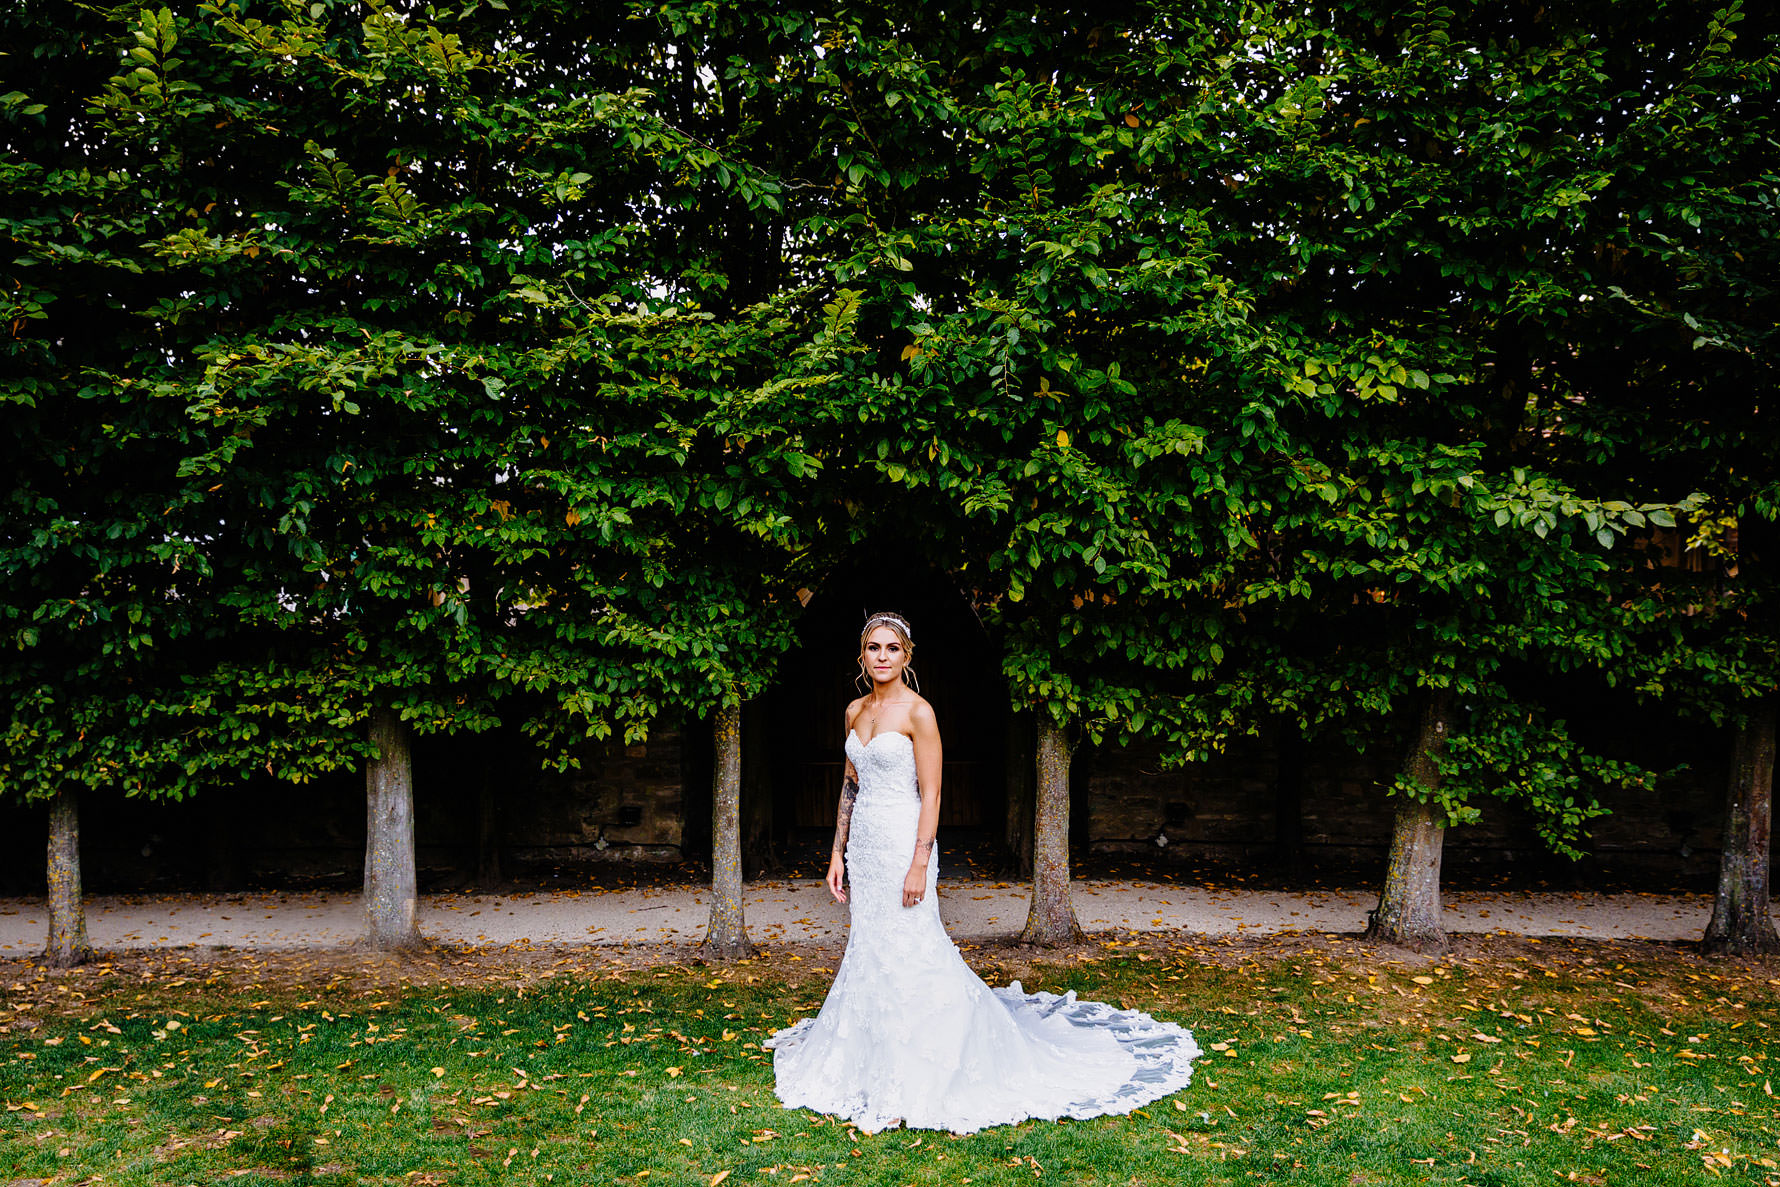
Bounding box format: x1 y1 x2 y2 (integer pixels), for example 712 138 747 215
761 559 1007 861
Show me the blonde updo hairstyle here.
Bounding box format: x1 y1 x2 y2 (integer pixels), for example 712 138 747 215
856 611 920 694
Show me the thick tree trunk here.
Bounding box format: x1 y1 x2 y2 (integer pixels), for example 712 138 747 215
1275 719 1306 880
704 703 751 959
363 707 421 950
1019 718 1082 946
1365 688 1454 951
44 788 94 968
1703 701 1780 956
1004 712 1034 878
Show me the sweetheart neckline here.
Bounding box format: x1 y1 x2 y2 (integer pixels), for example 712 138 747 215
847 727 913 750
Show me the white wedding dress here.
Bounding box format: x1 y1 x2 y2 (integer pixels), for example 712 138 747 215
764 729 1200 1134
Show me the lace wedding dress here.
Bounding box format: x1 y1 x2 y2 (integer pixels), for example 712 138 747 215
764 728 1200 1134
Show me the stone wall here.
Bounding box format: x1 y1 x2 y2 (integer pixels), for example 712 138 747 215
1082 729 1728 888
0 724 692 893
499 732 687 867
0 717 1731 892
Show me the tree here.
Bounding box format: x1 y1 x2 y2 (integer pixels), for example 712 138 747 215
9 0 1774 966
704 702 750 958
739 4 1265 944
1704 702 1780 955
0 1 313 964
1147 0 1754 949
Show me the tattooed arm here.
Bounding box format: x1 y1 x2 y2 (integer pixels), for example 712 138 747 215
826 760 859 903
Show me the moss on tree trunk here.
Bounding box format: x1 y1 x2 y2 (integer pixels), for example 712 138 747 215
1365 688 1453 952
1703 700 1780 956
363 707 421 951
44 788 94 968
704 703 751 959
1019 717 1082 946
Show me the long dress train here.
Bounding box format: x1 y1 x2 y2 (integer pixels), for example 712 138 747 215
764 728 1200 1135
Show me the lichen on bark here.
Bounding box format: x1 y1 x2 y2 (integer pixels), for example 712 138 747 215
1365 689 1454 952
1019 717 1082 946
704 703 752 960
363 706 421 951
1703 701 1780 957
44 787 94 968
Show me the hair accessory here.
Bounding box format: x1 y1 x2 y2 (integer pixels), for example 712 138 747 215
861 611 913 642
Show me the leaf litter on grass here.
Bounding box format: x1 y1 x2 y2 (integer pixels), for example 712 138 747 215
2 933 1779 1185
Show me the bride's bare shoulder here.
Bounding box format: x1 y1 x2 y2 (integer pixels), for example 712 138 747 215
908 695 938 730
843 696 868 729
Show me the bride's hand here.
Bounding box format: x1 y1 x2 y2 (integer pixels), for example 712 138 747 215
902 867 925 908
826 856 847 904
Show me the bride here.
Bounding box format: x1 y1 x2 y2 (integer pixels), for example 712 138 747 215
765 611 1200 1134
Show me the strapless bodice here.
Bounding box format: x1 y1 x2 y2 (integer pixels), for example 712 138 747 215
844 728 918 802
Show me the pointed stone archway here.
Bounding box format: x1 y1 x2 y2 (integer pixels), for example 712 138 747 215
754 559 1007 867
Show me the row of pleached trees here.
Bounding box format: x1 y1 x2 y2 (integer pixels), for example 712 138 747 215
4 0 1777 964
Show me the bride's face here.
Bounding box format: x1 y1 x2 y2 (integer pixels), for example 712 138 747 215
861 626 910 689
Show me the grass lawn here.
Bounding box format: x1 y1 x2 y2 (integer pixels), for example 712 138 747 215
2 931 1777 1186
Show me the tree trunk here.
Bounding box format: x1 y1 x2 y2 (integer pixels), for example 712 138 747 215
704 703 751 959
363 707 421 950
1703 700 1780 956
1275 718 1306 880
1019 717 1082 946
1365 688 1454 951
44 788 94 968
1004 712 1034 878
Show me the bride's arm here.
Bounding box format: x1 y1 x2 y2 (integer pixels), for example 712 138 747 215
904 702 943 907
827 760 859 903
828 706 862 903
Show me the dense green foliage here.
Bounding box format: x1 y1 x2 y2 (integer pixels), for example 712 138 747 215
3 0 1776 861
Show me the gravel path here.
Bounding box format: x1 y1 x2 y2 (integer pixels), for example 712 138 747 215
0 878 1722 953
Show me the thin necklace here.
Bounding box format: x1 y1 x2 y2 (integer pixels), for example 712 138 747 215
868 687 909 739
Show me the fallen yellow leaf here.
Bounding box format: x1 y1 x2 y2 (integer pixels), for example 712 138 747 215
710 1173 732 1187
